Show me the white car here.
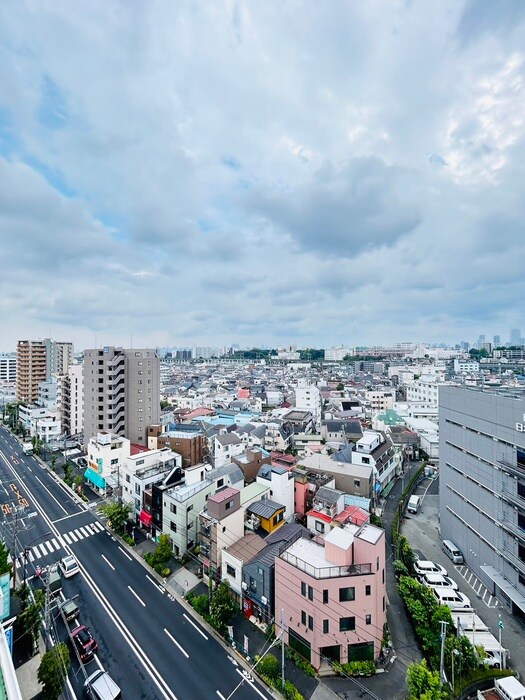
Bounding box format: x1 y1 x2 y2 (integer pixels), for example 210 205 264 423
421 573 458 590
413 560 447 578
59 555 79 578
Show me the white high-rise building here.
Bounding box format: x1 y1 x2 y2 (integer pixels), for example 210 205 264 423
0 354 16 383
295 379 322 428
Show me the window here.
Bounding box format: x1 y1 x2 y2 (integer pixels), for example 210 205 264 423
377 556 379 571
339 617 355 632
217 478 224 488
187 522 193 530
323 619 329 634
170 522 177 532
315 521 325 534
170 504 177 514
301 611 306 626
339 587 355 602
301 582 306 597
135 484 140 495
382 568 385 584
250 577 257 592
362 456 370 464
308 586 314 601
125 474 130 483
308 615 314 631
225 500 234 511
354 479 360 488
226 564 236 578
187 505 193 512
366 614 371 625
323 589 329 604
365 585 371 596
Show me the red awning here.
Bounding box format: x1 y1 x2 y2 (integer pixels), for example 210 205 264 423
140 510 153 527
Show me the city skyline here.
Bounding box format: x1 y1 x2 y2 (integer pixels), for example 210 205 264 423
1 2 525 348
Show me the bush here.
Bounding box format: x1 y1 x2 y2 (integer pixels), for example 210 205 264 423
284 647 316 676
283 680 304 700
258 654 279 680
189 593 209 617
341 660 376 676
393 559 408 577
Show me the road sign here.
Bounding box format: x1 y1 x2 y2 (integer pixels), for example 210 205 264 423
498 619 504 629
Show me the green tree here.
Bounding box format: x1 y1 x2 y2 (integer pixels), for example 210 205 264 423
20 589 45 650
407 659 446 700
38 643 71 700
398 535 415 571
336 383 344 391
160 399 170 410
99 500 132 536
209 581 237 634
50 455 58 472
73 474 85 493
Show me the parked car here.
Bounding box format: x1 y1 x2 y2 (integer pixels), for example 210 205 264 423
432 587 472 610
78 457 88 467
61 598 80 623
413 560 447 577
84 669 122 700
59 555 80 578
71 625 98 662
421 573 458 590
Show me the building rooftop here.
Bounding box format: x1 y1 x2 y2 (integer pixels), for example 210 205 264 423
240 482 269 505
209 487 239 504
356 523 383 545
225 533 266 561
247 499 285 520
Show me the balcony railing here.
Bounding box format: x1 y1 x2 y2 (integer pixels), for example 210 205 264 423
280 551 372 579
499 485 525 511
497 513 525 543
499 457 525 479
499 543 525 577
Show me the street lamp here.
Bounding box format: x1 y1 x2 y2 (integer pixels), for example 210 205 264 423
451 649 461 694
22 531 52 588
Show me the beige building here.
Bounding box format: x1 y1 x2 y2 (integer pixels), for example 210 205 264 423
83 347 160 446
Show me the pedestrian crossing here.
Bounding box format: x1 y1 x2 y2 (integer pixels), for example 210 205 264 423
21 521 105 564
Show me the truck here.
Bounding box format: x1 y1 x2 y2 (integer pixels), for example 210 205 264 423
477 676 525 700
22 442 33 455
463 630 508 668
407 495 421 514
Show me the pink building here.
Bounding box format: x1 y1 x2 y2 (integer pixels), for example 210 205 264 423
275 524 386 670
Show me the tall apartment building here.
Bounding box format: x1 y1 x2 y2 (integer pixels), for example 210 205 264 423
16 339 74 404
83 347 160 445
16 340 47 403
440 385 525 621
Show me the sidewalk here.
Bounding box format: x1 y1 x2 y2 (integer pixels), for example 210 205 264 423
14 632 44 700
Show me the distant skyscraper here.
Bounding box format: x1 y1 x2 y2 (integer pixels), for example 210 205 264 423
477 334 486 349
510 328 521 345
493 335 501 347
83 347 160 446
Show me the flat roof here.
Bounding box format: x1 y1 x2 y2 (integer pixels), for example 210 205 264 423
285 537 330 569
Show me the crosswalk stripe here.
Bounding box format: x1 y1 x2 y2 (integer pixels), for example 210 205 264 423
44 542 54 554
63 533 71 544
86 523 98 534
34 544 45 557
50 539 60 551
28 550 35 562
69 531 78 542
93 521 104 531
79 526 90 538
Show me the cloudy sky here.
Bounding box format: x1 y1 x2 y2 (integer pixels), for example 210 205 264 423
1 0 525 352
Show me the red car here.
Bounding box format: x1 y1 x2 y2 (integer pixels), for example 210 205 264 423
71 625 98 662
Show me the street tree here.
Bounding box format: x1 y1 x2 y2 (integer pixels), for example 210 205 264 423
38 643 71 700
99 500 132 536
407 659 446 700
209 581 237 634
20 589 45 652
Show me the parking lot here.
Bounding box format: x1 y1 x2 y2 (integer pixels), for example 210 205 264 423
402 475 525 682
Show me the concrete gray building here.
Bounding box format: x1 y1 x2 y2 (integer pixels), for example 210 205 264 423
83 347 160 446
439 385 525 621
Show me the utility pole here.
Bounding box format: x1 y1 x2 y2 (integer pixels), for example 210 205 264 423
439 620 448 686
498 616 505 669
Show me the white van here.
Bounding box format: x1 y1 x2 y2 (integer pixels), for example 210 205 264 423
413 560 447 577
442 539 464 564
432 586 472 610
494 677 525 700
84 670 122 700
421 573 458 590
407 495 421 514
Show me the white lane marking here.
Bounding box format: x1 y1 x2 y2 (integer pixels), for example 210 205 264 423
34 475 68 514
101 554 115 571
235 669 267 700
128 586 146 607
27 466 32 472
183 613 208 640
63 533 72 544
118 546 132 561
69 531 78 542
52 511 88 524
164 628 189 658
217 692 226 700
146 574 164 592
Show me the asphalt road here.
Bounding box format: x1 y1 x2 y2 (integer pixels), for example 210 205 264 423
0 425 270 700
